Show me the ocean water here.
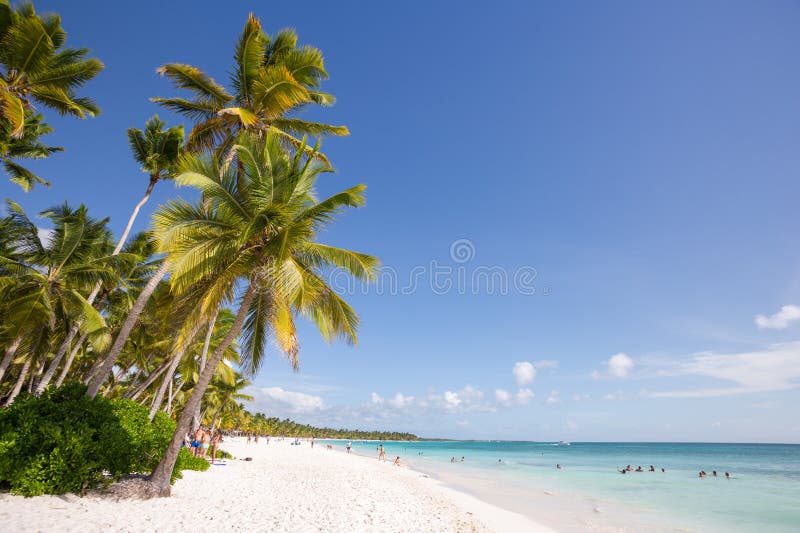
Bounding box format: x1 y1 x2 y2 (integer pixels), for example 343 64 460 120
337 440 800 532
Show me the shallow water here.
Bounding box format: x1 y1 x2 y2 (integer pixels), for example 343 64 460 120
335 441 800 532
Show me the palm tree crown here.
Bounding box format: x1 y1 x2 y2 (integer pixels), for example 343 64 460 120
152 13 347 163
0 0 103 138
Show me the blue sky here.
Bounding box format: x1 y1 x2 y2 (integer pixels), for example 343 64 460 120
5 0 800 442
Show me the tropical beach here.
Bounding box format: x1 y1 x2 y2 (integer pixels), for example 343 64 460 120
0 437 547 533
2 0 800 532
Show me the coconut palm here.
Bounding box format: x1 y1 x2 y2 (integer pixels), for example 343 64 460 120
152 13 346 163
0 201 121 403
52 117 183 393
146 131 377 493
1 111 62 190
0 0 103 139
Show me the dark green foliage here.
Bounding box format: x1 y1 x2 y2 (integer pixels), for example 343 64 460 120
0 383 175 496
216 449 234 459
241 412 419 441
171 447 209 483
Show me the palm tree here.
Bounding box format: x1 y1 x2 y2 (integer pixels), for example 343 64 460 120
152 13 346 163
1 111 62 190
0 0 103 139
53 116 183 394
0 201 119 403
146 131 377 493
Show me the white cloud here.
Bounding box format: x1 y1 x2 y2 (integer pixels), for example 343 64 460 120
516 388 534 404
535 359 559 370
649 342 800 398
593 353 635 379
443 390 462 409
545 390 561 404
248 386 325 414
755 305 800 330
608 353 634 378
367 386 493 415
495 389 512 407
387 393 415 409
513 361 536 386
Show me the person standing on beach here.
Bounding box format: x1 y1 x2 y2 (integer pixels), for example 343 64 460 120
200 429 211 458
210 432 222 464
379 444 386 461
193 427 205 457
347 441 352 454
311 436 315 448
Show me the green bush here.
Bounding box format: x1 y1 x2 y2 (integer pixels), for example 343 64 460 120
0 383 176 496
171 447 209 483
216 448 234 459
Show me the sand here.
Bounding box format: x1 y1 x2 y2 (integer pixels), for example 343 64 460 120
0 437 552 532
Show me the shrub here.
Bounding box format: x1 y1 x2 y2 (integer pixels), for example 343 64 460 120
171 447 209 483
216 449 234 459
0 383 176 496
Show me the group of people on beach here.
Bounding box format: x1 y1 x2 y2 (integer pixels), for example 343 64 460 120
183 426 222 463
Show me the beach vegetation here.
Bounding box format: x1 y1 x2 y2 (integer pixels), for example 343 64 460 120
0 4 378 498
0 0 103 189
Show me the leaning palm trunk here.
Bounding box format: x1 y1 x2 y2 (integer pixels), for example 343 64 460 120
192 309 218 430
124 358 172 401
148 283 257 494
54 331 89 387
0 336 22 384
86 260 170 398
47 178 159 392
4 358 32 406
167 380 183 415
148 320 204 421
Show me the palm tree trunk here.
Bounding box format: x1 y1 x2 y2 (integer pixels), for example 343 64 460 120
148 319 204 421
50 178 159 384
115 177 157 256
167 380 183 415
5 358 31 406
86 260 169 398
148 283 258 495
192 309 218 431
0 336 22 384
124 358 171 401
54 330 89 387
36 329 76 393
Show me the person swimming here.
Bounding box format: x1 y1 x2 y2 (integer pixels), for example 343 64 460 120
725 472 731 479
556 463 561 469
635 466 643 472
649 465 655 472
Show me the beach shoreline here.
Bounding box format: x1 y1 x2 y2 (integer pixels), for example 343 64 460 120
0 437 550 532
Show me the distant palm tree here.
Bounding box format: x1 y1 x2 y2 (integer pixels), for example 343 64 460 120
0 0 103 139
152 13 346 163
1 112 62 190
146 131 377 493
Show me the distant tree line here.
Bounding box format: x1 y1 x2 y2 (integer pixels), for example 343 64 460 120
224 410 418 441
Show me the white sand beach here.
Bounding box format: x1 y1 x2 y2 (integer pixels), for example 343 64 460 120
0 437 550 532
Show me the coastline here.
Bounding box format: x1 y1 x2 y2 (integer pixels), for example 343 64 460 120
0 437 550 532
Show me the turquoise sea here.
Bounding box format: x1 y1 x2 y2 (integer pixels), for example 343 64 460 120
336 440 800 532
